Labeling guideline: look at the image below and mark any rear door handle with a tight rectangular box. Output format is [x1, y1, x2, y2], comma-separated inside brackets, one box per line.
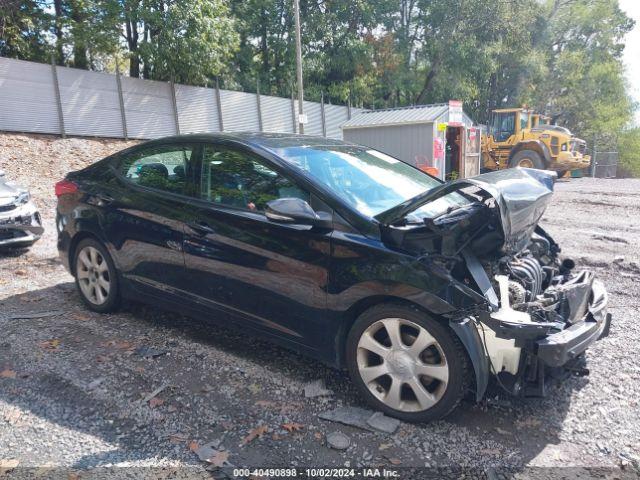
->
[187, 221, 215, 236]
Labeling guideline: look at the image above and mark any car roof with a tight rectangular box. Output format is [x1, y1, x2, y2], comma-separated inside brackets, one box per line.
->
[139, 132, 357, 151]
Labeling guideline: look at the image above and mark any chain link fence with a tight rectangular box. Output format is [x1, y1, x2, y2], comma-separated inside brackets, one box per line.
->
[590, 151, 618, 178]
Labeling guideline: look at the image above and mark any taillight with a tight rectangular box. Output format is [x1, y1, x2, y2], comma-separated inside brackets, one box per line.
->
[55, 179, 79, 197]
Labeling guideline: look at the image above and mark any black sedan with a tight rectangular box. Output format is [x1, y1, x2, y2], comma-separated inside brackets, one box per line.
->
[55, 133, 610, 422]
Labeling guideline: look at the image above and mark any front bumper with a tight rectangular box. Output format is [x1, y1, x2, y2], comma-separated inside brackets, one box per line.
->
[551, 152, 591, 171]
[0, 201, 44, 247]
[536, 279, 610, 367]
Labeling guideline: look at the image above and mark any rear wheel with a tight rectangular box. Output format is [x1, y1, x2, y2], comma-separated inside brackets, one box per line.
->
[509, 149, 544, 169]
[73, 238, 120, 313]
[346, 304, 470, 422]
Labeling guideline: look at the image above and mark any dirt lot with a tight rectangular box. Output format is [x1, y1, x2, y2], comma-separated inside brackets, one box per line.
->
[1, 133, 639, 477]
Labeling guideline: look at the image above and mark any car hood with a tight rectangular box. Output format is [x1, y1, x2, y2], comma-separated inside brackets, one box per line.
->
[375, 168, 556, 255]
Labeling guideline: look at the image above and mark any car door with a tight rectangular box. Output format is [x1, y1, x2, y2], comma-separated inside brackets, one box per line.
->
[98, 141, 199, 298]
[182, 143, 332, 349]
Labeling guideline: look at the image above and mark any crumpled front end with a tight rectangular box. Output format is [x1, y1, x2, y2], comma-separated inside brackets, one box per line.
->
[474, 230, 611, 396]
[0, 200, 44, 248]
[378, 167, 610, 399]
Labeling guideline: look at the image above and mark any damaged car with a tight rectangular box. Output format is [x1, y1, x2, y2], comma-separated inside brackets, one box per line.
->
[0, 169, 43, 249]
[55, 133, 610, 422]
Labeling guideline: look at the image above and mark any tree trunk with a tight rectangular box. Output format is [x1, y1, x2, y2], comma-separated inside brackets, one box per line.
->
[125, 12, 140, 78]
[260, 8, 269, 76]
[69, 0, 88, 69]
[53, 0, 64, 65]
[142, 24, 150, 79]
[415, 56, 440, 104]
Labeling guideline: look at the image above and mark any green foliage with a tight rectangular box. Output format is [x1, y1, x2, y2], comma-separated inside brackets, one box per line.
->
[0, 1, 52, 62]
[618, 128, 640, 176]
[138, 0, 239, 84]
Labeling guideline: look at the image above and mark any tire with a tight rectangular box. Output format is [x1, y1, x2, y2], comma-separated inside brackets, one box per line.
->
[73, 238, 120, 313]
[508, 149, 545, 169]
[346, 304, 470, 422]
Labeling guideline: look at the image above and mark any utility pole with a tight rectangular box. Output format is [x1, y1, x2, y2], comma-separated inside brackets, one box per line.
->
[293, 0, 305, 134]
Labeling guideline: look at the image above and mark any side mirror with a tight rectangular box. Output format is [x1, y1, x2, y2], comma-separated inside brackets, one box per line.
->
[265, 198, 332, 229]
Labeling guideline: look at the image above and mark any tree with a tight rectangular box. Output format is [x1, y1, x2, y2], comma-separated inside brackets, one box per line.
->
[139, 0, 239, 84]
[0, 0, 52, 62]
[528, 0, 634, 141]
[618, 128, 640, 177]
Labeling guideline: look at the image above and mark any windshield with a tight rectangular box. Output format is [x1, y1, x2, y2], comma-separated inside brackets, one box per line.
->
[275, 145, 469, 219]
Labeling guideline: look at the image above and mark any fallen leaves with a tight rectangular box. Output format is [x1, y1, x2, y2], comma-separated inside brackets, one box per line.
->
[104, 339, 136, 353]
[190, 441, 230, 467]
[241, 425, 268, 445]
[14, 269, 27, 276]
[388, 458, 402, 465]
[0, 369, 16, 379]
[207, 450, 229, 467]
[38, 339, 60, 351]
[282, 422, 304, 433]
[148, 397, 164, 408]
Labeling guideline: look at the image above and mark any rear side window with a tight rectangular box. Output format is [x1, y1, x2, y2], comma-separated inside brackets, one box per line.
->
[119, 144, 194, 195]
[200, 145, 308, 212]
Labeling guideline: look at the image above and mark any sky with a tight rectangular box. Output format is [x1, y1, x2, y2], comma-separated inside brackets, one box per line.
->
[619, 0, 640, 126]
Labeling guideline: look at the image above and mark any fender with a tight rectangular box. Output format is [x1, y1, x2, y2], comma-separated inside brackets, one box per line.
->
[508, 140, 552, 165]
[67, 207, 115, 272]
[449, 318, 489, 401]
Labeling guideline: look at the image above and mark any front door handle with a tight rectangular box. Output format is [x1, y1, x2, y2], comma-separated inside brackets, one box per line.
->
[187, 221, 215, 236]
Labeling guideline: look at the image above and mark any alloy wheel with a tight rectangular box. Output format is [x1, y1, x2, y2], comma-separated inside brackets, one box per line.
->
[356, 318, 449, 412]
[76, 246, 111, 305]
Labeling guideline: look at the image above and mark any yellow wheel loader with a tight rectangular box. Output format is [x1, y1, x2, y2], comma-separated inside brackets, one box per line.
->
[481, 108, 591, 177]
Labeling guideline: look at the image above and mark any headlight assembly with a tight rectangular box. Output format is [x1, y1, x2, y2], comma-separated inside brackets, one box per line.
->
[16, 191, 31, 205]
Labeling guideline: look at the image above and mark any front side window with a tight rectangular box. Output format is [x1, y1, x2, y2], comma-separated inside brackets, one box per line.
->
[119, 144, 193, 195]
[490, 113, 516, 142]
[520, 112, 530, 130]
[200, 145, 308, 212]
[275, 145, 469, 219]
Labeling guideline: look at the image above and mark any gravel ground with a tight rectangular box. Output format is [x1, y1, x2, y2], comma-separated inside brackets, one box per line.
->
[1, 133, 639, 477]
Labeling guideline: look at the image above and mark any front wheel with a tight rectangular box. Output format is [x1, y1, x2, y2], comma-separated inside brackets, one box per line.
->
[508, 149, 545, 169]
[73, 238, 120, 313]
[346, 304, 470, 422]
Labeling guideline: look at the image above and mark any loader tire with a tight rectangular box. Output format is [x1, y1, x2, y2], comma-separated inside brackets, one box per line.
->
[509, 150, 545, 169]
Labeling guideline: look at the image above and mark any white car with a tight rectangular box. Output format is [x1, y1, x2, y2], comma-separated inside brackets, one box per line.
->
[0, 169, 43, 249]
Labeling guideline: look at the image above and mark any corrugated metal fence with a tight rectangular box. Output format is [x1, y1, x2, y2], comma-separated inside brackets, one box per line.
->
[0, 57, 358, 140]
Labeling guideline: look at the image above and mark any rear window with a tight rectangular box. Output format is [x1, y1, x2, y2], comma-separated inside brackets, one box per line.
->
[118, 144, 194, 195]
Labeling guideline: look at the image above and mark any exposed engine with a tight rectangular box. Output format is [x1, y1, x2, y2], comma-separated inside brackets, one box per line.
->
[494, 229, 594, 329]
